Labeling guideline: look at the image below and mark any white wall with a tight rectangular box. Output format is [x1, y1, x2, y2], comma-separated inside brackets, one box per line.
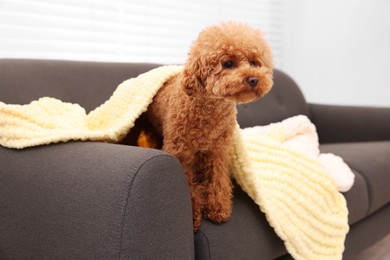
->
[282, 0, 390, 107]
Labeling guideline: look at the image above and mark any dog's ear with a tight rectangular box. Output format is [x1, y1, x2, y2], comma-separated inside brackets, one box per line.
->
[181, 56, 206, 96]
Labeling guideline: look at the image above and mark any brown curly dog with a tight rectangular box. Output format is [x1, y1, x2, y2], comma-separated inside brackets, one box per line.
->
[146, 21, 273, 231]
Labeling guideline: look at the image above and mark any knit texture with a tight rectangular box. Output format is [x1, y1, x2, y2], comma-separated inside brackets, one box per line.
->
[231, 125, 349, 260]
[0, 66, 349, 260]
[241, 115, 355, 192]
[0, 65, 182, 149]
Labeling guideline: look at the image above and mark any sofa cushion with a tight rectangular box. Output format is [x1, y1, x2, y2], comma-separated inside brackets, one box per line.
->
[320, 141, 390, 223]
[195, 185, 287, 260]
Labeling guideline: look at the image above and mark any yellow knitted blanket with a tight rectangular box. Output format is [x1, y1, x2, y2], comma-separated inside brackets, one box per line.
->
[231, 126, 349, 260]
[0, 65, 349, 260]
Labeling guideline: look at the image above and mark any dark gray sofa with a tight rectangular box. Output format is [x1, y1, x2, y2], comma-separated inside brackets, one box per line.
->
[1, 59, 389, 259]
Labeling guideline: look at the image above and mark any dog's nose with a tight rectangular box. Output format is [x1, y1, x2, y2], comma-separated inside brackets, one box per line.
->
[247, 77, 259, 88]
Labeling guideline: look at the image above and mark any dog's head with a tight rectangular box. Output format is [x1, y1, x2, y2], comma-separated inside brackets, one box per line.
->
[182, 21, 273, 103]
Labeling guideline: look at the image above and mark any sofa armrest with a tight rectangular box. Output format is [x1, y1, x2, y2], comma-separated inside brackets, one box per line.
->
[309, 103, 390, 143]
[0, 142, 194, 259]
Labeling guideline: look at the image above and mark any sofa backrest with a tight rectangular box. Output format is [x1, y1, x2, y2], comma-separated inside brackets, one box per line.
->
[237, 69, 309, 128]
[0, 59, 160, 112]
[1, 59, 309, 125]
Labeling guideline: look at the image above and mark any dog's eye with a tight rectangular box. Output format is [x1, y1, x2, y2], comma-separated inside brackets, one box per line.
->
[223, 61, 235, 69]
[250, 60, 261, 67]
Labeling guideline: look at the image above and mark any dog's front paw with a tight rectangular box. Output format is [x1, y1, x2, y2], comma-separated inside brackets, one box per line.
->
[193, 213, 202, 232]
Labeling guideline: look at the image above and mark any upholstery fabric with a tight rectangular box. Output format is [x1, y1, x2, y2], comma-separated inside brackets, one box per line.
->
[0, 59, 160, 112]
[0, 142, 194, 259]
[195, 185, 287, 260]
[321, 141, 390, 215]
[344, 204, 390, 258]
[310, 104, 390, 143]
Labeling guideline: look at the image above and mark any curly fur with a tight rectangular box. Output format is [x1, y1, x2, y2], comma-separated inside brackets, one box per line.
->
[146, 21, 273, 231]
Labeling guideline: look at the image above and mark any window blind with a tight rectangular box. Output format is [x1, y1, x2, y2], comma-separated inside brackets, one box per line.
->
[0, 0, 284, 66]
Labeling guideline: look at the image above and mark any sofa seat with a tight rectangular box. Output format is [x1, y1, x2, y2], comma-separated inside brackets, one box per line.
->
[195, 185, 288, 260]
[195, 141, 390, 260]
[320, 141, 390, 224]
